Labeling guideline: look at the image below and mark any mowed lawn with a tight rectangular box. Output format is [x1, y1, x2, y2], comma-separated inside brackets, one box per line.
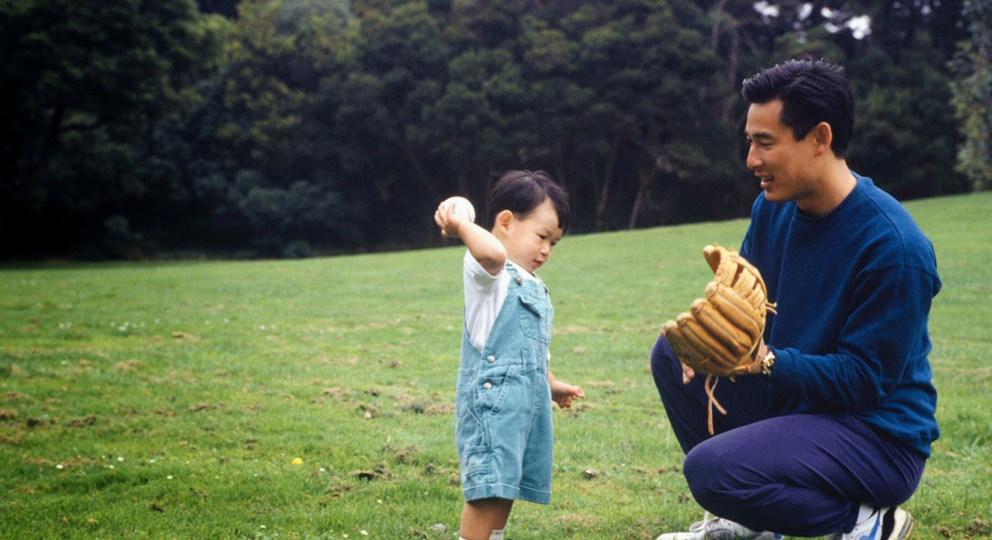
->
[1, 191, 990, 540]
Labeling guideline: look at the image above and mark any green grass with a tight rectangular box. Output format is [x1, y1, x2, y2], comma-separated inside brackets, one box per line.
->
[2, 191, 990, 540]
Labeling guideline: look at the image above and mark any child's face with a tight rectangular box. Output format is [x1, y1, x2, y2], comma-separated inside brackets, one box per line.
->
[502, 198, 563, 274]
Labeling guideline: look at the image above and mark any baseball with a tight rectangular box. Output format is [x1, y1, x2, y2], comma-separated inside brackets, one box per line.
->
[448, 196, 476, 223]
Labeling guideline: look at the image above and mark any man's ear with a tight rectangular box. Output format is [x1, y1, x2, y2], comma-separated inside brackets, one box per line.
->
[812, 121, 833, 155]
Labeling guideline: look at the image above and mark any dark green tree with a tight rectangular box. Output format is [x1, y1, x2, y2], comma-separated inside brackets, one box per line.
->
[0, 0, 973, 259]
[215, 0, 366, 255]
[950, 0, 992, 190]
[197, 0, 243, 17]
[702, 0, 970, 200]
[551, 0, 734, 230]
[0, 0, 227, 257]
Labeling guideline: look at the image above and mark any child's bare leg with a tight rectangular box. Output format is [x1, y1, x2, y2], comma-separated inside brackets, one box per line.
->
[459, 498, 514, 540]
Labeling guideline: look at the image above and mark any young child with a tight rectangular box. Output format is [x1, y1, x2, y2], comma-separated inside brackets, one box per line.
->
[434, 170, 585, 540]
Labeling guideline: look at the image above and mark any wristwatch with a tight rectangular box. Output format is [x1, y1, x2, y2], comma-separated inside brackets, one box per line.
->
[761, 349, 776, 376]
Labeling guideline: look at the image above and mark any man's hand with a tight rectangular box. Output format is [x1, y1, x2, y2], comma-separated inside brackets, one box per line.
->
[680, 362, 696, 384]
[662, 245, 776, 379]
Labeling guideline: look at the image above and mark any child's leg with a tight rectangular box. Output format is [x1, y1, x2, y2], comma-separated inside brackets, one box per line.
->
[459, 498, 514, 540]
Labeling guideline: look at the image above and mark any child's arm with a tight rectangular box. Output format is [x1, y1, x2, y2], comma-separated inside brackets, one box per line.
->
[548, 370, 585, 409]
[435, 197, 506, 275]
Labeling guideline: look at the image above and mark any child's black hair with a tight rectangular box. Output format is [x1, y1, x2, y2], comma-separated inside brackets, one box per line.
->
[487, 170, 570, 233]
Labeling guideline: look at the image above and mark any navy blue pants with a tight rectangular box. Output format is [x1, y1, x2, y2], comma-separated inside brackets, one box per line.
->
[650, 336, 926, 537]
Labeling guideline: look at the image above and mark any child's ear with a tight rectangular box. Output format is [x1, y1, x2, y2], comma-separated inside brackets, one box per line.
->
[495, 210, 514, 231]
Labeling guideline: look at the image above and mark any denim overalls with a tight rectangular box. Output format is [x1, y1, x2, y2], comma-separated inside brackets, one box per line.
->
[456, 264, 554, 504]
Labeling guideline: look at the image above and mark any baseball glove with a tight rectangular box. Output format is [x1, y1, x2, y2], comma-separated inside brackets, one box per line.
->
[661, 244, 776, 433]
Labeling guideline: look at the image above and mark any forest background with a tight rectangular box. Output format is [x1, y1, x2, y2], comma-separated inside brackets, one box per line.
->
[2, 0, 991, 261]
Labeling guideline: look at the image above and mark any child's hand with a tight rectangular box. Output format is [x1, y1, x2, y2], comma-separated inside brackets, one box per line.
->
[435, 196, 476, 238]
[550, 379, 585, 409]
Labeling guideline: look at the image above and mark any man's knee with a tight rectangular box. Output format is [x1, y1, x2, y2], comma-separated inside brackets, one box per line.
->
[683, 443, 713, 498]
[683, 439, 739, 509]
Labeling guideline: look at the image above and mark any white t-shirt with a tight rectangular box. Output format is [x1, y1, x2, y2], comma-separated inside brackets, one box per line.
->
[463, 250, 543, 352]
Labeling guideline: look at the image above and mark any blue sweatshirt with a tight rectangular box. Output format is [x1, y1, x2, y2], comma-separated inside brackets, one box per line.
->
[740, 173, 941, 457]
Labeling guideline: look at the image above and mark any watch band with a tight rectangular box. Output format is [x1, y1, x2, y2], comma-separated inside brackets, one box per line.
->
[761, 350, 776, 376]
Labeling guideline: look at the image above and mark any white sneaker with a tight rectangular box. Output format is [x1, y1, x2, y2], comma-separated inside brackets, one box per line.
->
[828, 507, 915, 540]
[656, 513, 781, 540]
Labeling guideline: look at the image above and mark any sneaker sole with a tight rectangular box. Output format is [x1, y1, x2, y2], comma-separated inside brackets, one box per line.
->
[887, 509, 914, 540]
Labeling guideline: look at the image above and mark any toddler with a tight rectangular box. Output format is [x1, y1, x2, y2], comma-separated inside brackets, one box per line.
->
[434, 170, 584, 540]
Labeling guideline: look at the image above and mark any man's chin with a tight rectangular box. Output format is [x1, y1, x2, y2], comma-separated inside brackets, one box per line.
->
[761, 188, 789, 203]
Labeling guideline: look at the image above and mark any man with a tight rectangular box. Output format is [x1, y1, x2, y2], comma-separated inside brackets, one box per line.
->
[651, 58, 940, 540]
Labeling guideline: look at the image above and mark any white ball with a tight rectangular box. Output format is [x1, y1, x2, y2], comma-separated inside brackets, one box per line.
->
[449, 196, 476, 223]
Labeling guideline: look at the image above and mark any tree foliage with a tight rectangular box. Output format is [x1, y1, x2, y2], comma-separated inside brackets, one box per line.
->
[0, 0, 980, 259]
[0, 0, 226, 257]
[950, 0, 992, 190]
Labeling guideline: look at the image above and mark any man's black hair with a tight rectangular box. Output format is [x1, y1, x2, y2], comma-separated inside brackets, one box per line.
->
[742, 57, 855, 157]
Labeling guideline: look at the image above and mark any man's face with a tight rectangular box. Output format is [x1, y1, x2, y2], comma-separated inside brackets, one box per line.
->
[744, 99, 818, 205]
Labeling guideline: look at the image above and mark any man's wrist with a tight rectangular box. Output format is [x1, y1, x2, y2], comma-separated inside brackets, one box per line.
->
[760, 348, 776, 376]
[749, 340, 766, 373]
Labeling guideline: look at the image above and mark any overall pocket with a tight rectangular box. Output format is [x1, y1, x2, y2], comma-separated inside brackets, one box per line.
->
[517, 293, 550, 344]
[474, 361, 513, 417]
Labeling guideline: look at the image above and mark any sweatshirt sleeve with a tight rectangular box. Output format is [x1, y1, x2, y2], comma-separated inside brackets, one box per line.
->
[768, 263, 938, 413]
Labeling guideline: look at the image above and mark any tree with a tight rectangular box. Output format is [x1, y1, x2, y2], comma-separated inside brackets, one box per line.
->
[950, 0, 992, 190]
[197, 0, 243, 18]
[839, 1, 971, 198]
[214, 0, 367, 255]
[848, 43, 971, 198]
[709, 0, 971, 200]
[0, 0, 973, 259]
[555, 0, 736, 230]
[0, 0, 226, 257]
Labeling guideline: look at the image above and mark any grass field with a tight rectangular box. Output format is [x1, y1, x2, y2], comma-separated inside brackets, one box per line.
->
[2, 191, 990, 540]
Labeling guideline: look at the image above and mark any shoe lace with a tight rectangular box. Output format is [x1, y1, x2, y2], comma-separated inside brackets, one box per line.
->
[684, 513, 770, 539]
[685, 512, 718, 533]
[689, 513, 744, 535]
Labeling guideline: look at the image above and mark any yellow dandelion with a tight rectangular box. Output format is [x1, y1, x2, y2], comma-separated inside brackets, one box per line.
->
[292, 458, 303, 466]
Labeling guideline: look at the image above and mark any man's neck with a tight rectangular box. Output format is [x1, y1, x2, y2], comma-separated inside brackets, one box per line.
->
[799, 159, 857, 217]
